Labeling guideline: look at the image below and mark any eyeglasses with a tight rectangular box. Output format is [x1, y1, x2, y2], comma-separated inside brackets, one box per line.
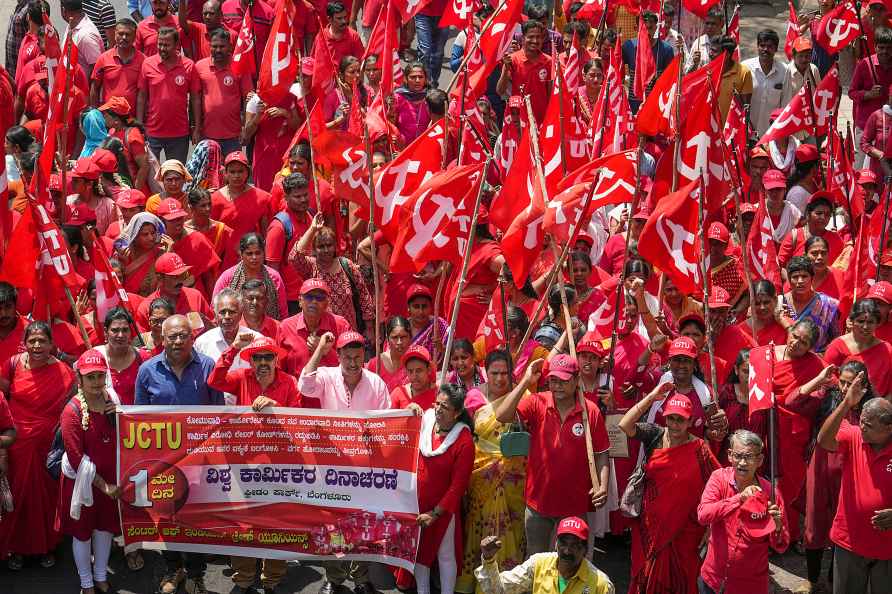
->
[251, 354, 276, 362]
[302, 292, 327, 302]
[164, 332, 191, 342]
[728, 452, 760, 463]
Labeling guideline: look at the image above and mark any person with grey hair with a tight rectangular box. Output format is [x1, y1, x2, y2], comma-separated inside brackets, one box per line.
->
[697, 429, 789, 593]
[818, 371, 892, 594]
[194, 288, 259, 404]
[134, 314, 222, 593]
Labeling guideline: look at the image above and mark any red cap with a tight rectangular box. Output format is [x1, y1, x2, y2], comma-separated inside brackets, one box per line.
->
[868, 281, 892, 304]
[662, 393, 693, 419]
[707, 222, 729, 243]
[740, 201, 759, 215]
[156, 198, 188, 220]
[76, 349, 108, 375]
[336, 330, 365, 349]
[795, 143, 819, 163]
[224, 150, 250, 167]
[807, 190, 835, 206]
[857, 169, 879, 185]
[406, 283, 433, 303]
[508, 95, 523, 109]
[762, 169, 787, 190]
[67, 203, 98, 226]
[239, 336, 285, 362]
[71, 157, 100, 180]
[677, 311, 706, 330]
[300, 278, 331, 296]
[749, 146, 770, 160]
[91, 148, 118, 173]
[98, 96, 132, 116]
[667, 336, 698, 359]
[546, 354, 579, 380]
[400, 345, 431, 366]
[556, 516, 588, 541]
[739, 489, 776, 537]
[577, 332, 607, 357]
[115, 187, 147, 209]
[155, 252, 191, 276]
[792, 37, 812, 53]
[576, 230, 595, 247]
[708, 285, 731, 309]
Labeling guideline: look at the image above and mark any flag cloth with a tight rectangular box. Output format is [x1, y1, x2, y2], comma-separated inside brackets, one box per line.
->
[747, 345, 775, 418]
[633, 16, 656, 99]
[230, 8, 256, 76]
[784, 0, 802, 59]
[814, 1, 861, 55]
[257, 0, 300, 105]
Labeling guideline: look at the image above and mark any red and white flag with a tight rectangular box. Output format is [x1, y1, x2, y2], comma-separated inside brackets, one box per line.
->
[728, 5, 740, 61]
[257, 0, 300, 104]
[440, 0, 482, 28]
[464, 0, 524, 100]
[633, 16, 656, 99]
[723, 95, 750, 191]
[557, 150, 638, 203]
[231, 8, 256, 76]
[746, 200, 783, 289]
[393, 0, 434, 23]
[564, 33, 582, 92]
[682, 0, 721, 19]
[637, 179, 704, 296]
[784, 0, 802, 59]
[635, 54, 680, 137]
[758, 65, 840, 145]
[364, 3, 403, 97]
[747, 345, 775, 418]
[92, 242, 134, 322]
[814, 1, 861, 55]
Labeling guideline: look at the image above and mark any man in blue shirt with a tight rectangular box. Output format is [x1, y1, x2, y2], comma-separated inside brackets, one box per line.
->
[621, 11, 675, 113]
[133, 314, 221, 594]
[135, 314, 223, 406]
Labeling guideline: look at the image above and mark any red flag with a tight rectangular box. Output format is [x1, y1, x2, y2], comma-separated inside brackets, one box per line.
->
[829, 129, 861, 218]
[501, 178, 547, 288]
[440, 0, 482, 28]
[491, 125, 535, 231]
[92, 242, 134, 322]
[564, 33, 582, 92]
[389, 163, 484, 271]
[758, 65, 840, 145]
[746, 200, 783, 289]
[574, 0, 606, 21]
[814, 1, 861, 55]
[747, 345, 775, 418]
[728, 5, 740, 61]
[364, 4, 403, 97]
[464, 0, 523, 100]
[723, 95, 750, 192]
[458, 105, 494, 166]
[586, 287, 619, 337]
[0, 66, 14, 253]
[392, 0, 434, 23]
[682, 0, 721, 19]
[257, 0, 300, 105]
[633, 16, 656, 99]
[543, 181, 629, 245]
[784, 0, 802, 59]
[310, 17, 337, 101]
[231, 8, 256, 76]
[557, 150, 638, 204]
[637, 179, 704, 296]
[476, 291, 507, 353]
[539, 62, 588, 192]
[635, 54, 680, 137]
[332, 143, 370, 204]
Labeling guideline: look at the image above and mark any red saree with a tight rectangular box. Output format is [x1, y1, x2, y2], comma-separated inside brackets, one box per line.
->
[122, 246, 162, 297]
[0, 357, 75, 557]
[629, 437, 720, 594]
[447, 242, 502, 342]
[823, 337, 892, 397]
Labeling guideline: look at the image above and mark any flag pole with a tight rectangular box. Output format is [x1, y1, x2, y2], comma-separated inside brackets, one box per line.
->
[876, 181, 892, 280]
[768, 340, 777, 502]
[430, 265, 447, 368]
[604, 134, 645, 383]
[697, 174, 720, 403]
[56, 33, 75, 221]
[297, 50, 322, 214]
[727, 136, 758, 341]
[438, 156, 493, 386]
[363, 120, 381, 361]
[498, 263, 515, 388]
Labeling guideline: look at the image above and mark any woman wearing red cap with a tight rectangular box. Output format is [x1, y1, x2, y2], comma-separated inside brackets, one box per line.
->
[369, 317, 412, 392]
[619, 386, 720, 594]
[389, 345, 437, 412]
[58, 349, 121, 594]
[0, 322, 76, 570]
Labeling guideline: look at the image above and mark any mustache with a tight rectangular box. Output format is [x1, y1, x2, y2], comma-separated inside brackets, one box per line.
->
[558, 553, 576, 562]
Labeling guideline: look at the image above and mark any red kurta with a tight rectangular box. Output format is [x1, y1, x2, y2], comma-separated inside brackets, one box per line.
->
[0, 357, 75, 557]
[822, 337, 892, 397]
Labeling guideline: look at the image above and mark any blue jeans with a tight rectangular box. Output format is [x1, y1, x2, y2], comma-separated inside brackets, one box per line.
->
[414, 14, 447, 85]
[146, 135, 189, 164]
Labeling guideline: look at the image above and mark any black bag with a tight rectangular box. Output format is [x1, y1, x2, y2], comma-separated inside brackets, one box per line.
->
[619, 426, 662, 518]
[46, 401, 79, 481]
[338, 257, 367, 335]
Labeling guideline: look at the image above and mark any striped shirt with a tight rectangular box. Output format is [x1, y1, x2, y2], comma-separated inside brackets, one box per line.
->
[4, 0, 29, 78]
[82, 0, 117, 48]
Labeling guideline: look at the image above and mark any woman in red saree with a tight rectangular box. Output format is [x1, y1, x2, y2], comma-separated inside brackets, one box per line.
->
[620, 386, 720, 594]
[0, 321, 76, 569]
[823, 299, 892, 398]
[446, 223, 505, 342]
[770, 319, 827, 545]
[724, 280, 788, 359]
[119, 212, 164, 297]
[368, 317, 411, 392]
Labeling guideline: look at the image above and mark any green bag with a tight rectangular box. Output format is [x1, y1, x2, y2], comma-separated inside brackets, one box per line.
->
[500, 413, 530, 457]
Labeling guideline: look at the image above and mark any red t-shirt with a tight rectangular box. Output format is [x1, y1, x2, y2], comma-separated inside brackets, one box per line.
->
[0, 316, 27, 365]
[276, 312, 350, 377]
[316, 27, 365, 67]
[221, 0, 275, 64]
[507, 50, 552, 124]
[91, 47, 146, 115]
[182, 21, 236, 61]
[210, 186, 272, 268]
[138, 54, 200, 138]
[14, 32, 41, 89]
[134, 287, 214, 332]
[208, 347, 302, 407]
[830, 421, 892, 560]
[265, 209, 312, 300]
[517, 391, 610, 517]
[194, 58, 251, 140]
[134, 14, 180, 57]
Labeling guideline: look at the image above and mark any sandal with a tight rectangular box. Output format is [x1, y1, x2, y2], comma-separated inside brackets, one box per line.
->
[126, 550, 144, 571]
[7, 553, 23, 570]
[40, 553, 56, 568]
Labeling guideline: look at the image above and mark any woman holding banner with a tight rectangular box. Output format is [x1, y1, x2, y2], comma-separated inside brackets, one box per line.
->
[413, 384, 475, 594]
[0, 322, 76, 570]
[58, 349, 121, 594]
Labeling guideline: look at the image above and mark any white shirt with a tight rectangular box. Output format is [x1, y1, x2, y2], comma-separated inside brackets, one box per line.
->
[65, 15, 103, 72]
[742, 56, 792, 137]
[298, 366, 390, 411]
[194, 326, 260, 405]
[783, 61, 821, 99]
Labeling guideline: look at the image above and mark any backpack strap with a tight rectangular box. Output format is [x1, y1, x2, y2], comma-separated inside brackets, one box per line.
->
[273, 211, 294, 243]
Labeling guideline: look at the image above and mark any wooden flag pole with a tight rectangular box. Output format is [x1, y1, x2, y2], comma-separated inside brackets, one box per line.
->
[297, 50, 322, 214]
[445, 0, 510, 95]
[697, 174, 719, 403]
[363, 120, 381, 362]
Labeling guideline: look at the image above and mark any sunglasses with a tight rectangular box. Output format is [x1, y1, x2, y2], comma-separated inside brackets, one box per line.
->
[302, 292, 328, 302]
[251, 354, 276, 362]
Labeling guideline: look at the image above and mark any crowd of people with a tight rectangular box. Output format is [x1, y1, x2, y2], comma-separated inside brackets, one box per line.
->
[2, 0, 892, 593]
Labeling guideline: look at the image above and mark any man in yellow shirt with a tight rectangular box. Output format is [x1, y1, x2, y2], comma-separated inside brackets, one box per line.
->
[475, 517, 614, 594]
[708, 35, 753, 124]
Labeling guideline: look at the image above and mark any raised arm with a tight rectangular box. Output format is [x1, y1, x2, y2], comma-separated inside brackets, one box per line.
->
[818, 371, 865, 452]
[494, 359, 542, 423]
[618, 382, 673, 438]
